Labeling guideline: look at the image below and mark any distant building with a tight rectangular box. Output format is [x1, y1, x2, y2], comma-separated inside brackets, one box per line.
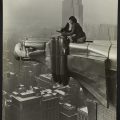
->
[62, 0, 83, 27]
[11, 89, 59, 120]
[6, 72, 17, 93]
[36, 74, 53, 89]
[41, 95, 59, 120]
[77, 107, 88, 120]
[59, 103, 77, 120]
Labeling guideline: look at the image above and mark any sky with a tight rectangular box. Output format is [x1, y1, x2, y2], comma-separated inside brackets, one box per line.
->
[83, 0, 118, 24]
[3, 0, 118, 31]
[3, 0, 62, 30]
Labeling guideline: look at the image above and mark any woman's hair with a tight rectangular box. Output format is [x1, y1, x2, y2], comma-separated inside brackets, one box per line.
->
[69, 16, 77, 23]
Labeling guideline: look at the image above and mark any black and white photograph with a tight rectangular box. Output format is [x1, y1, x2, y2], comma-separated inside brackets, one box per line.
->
[2, 0, 118, 120]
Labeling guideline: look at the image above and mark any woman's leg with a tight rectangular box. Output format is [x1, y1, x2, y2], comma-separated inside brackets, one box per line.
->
[77, 36, 86, 43]
[70, 35, 86, 43]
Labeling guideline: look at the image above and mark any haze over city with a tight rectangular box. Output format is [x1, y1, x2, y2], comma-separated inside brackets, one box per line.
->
[3, 0, 117, 32]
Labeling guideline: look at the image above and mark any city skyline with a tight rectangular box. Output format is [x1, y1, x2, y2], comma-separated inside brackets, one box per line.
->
[3, 0, 118, 32]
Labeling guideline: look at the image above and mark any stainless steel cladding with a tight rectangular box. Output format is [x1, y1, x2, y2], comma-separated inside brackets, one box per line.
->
[50, 37, 57, 82]
[69, 40, 117, 71]
[59, 37, 69, 85]
[55, 37, 61, 82]
[46, 38, 117, 107]
[14, 38, 46, 61]
[68, 40, 117, 107]
[50, 36, 70, 85]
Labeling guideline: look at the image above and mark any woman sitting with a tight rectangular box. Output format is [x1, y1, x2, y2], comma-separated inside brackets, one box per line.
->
[60, 16, 86, 43]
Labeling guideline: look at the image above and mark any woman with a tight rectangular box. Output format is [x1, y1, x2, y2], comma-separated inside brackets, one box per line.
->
[61, 16, 86, 43]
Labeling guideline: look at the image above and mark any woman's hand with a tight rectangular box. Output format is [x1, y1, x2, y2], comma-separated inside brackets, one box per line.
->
[61, 32, 66, 36]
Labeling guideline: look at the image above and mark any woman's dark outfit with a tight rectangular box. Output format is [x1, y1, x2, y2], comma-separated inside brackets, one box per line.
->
[61, 22, 86, 43]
